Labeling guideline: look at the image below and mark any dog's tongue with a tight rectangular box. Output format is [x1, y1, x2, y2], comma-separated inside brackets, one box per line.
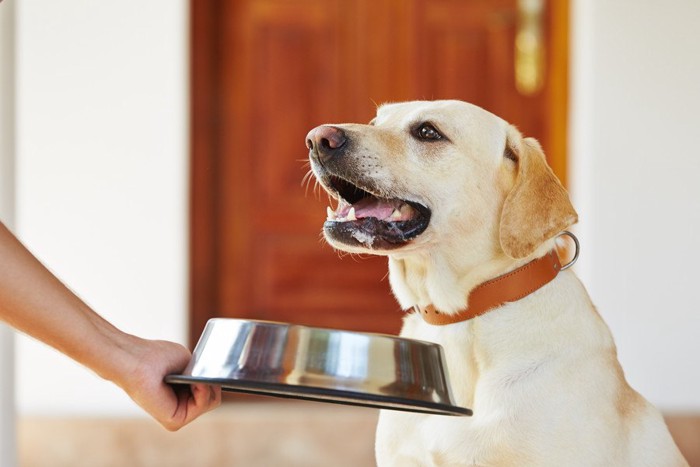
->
[335, 197, 415, 221]
[352, 197, 399, 219]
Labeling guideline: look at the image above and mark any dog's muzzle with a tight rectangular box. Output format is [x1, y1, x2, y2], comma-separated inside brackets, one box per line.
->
[306, 125, 431, 251]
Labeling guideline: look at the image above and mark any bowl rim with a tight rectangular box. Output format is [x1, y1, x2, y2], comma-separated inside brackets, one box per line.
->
[168, 318, 473, 417]
[201, 317, 443, 347]
[165, 374, 472, 416]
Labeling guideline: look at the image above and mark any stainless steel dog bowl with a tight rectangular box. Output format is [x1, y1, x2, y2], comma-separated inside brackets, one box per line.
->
[166, 318, 471, 416]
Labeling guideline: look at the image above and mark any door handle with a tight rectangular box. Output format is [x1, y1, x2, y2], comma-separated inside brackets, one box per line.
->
[515, 0, 545, 96]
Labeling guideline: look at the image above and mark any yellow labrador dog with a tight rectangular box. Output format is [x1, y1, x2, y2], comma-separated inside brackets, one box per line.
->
[306, 100, 687, 467]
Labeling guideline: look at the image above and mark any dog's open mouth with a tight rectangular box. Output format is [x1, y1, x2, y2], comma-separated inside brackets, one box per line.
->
[321, 175, 431, 250]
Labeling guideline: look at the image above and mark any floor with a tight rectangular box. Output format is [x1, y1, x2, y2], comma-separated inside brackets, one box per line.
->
[18, 401, 378, 467]
[18, 402, 700, 466]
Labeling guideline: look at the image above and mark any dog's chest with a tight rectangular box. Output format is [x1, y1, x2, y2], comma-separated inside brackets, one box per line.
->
[379, 318, 498, 463]
[380, 311, 555, 465]
[376, 408, 523, 466]
[399, 314, 479, 405]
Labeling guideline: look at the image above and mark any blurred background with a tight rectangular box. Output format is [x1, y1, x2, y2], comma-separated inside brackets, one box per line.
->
[1, 0, 699, 466]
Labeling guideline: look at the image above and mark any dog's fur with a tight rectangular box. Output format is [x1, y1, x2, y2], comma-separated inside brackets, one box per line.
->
[308, 100, 687, 466]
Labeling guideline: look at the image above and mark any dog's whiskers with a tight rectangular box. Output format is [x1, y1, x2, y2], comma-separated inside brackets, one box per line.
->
[301, 169, 315, 197]
[300, 167, 329, 201]
[314, 179, 324, 198]
[380, 270, 390, 282]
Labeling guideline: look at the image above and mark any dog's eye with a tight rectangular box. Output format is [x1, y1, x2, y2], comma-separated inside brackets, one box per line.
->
[415, 123, 443, 141]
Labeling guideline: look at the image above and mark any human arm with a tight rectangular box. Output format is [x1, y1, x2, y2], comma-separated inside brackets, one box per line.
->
[0, 222, 220, 430]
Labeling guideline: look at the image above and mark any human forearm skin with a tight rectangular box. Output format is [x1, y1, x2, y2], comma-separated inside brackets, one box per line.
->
[0, 222, 127, 381]
[0, 222, 221, 430]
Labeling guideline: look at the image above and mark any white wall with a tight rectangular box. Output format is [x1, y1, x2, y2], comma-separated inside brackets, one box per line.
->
[571, 0, 700, 411]
[14, 0, 188, 416]
[1, 1, 18, 464]
[9, 0, 700, 420]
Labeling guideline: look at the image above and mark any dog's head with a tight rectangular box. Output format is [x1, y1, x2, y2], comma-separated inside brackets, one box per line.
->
[306, 100, 577, 260]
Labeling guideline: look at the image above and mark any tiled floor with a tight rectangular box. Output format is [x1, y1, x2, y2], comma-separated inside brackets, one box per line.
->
[18, 403, 699, 466]
[18, 401, 378, 467]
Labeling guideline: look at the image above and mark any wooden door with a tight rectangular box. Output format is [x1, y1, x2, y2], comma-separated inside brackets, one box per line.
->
[190, 0, 569, 345]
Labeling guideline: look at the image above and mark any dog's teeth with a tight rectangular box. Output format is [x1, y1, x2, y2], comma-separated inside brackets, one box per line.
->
[390, 209, 402, 220]
[347, 207, 357, 221]
[327, 206, 336, 220]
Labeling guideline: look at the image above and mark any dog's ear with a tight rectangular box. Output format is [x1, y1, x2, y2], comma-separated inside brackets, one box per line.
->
[499, 133, 578, 259]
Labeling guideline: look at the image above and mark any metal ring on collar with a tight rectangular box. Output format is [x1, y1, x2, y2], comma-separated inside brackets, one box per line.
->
[557, 231, 580, 270]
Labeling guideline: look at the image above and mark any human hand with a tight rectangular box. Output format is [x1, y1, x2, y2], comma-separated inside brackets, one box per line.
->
[0, 222, 221, 430]
[113, 337, 222, 431]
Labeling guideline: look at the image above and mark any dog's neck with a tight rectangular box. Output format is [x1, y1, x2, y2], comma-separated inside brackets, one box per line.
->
[388, 240, 556, 314]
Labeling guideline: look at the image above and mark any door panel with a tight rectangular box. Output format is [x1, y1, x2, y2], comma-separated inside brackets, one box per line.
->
[190, 0, 568, 344]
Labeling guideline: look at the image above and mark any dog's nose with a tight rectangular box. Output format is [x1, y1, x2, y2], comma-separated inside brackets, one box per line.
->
[306, 125, 347, 162]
